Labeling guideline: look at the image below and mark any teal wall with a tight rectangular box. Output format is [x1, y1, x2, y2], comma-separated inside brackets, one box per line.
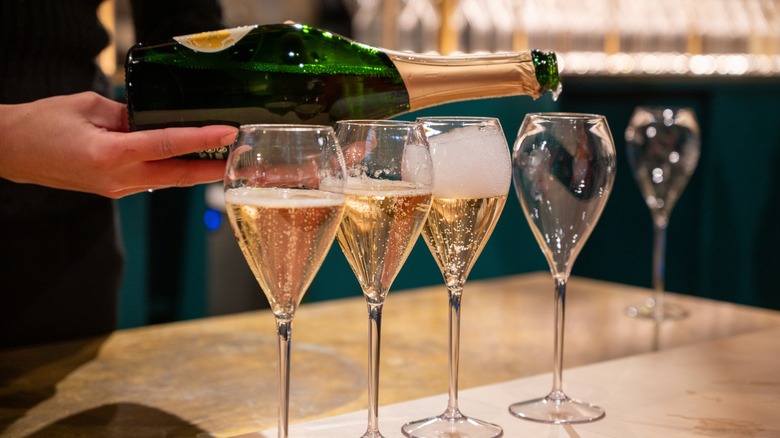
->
[117, 78, 780, 328]
[117, 186, 211, 328]
[556, 77, 780, 310]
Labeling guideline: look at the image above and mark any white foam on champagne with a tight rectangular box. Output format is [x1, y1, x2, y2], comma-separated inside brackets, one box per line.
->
[341, 176, 431, 196]
[224, 187, 345, 207]
[428, 126, 511, 198]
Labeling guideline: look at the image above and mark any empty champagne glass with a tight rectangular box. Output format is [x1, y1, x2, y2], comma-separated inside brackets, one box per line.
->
[509, 113, 616, 423]
[402, 117, 509, 438]
[223, 125, 346, 438]
[625, 106, 700, 321]
[333, 120, 433, 438]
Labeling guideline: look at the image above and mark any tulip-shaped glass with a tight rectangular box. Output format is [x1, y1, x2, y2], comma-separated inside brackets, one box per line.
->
[224, 124, 346, 438]
[509, 113, 616, 423]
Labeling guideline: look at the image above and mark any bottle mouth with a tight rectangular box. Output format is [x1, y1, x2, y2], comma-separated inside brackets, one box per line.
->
[531, 49, 561, 96]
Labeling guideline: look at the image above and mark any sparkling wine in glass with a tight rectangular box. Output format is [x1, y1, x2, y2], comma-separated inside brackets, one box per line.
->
[223, 125, 346, 438]
[509, 113, 616, 423]
[625, 106, 700, 321]
[333, 120, 433, 438]
[401, 117, 509, 438]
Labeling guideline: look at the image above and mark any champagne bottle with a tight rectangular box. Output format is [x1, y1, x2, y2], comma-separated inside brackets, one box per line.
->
[125, 23, 560, 159]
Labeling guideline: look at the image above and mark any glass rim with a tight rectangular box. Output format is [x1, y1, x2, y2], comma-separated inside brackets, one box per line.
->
[416, 116, 500, 125]
[634, 103, 691, 109]
[335, 119, 420, 127]
[238, 123, 334, 132]
[525, 112, 606, 121]
[632, 105, 695, 111]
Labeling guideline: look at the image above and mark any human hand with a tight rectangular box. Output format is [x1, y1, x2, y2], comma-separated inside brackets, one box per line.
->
[0, 92, 238, 198]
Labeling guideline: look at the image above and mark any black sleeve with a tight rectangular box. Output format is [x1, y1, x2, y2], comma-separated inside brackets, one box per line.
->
[129, 0, 224, 43]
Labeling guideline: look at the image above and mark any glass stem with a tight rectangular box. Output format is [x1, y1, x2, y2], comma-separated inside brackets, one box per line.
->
[446, 286, 464, 417]
[275, 317, 293, 438]
[550, 276, 567, 401]
[365, 302, 384, 436]
[651, 223, 668, 319]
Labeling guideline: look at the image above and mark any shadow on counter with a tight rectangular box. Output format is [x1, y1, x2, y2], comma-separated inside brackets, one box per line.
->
[22, 402, 205, 437]
[0, 336, 108, 435]
[0, 336, 206, 436]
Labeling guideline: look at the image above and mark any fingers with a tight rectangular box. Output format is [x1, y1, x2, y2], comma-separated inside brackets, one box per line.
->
[95, 124, 236, 197]
[113, 125, 238, 162]
[104, 158, 226, 197]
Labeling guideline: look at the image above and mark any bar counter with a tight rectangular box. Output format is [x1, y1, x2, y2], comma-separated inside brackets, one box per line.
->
[2, 272, 779, 437]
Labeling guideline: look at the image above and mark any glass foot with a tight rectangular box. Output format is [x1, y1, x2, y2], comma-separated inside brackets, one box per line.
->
[402, 410, 503, 438]
[626, 299, 688, 321]
[508, 392, 605, 424]
[360, 430, 386, 438]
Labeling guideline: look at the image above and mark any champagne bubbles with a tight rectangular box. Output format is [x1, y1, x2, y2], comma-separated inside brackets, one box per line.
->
[427, 124, 511, 198]
[401, 142, 435, 186]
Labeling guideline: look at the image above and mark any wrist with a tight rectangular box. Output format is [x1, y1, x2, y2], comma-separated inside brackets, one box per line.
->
[0, 102, 35, 183]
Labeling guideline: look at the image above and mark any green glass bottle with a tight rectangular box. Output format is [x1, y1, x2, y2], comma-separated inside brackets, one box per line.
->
[125, 23, 560, 158]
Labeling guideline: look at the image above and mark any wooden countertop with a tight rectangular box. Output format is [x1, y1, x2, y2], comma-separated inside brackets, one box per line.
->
[2, 272, 779, 437]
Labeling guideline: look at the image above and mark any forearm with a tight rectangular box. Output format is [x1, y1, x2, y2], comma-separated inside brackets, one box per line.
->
[0, 101, 38, 184]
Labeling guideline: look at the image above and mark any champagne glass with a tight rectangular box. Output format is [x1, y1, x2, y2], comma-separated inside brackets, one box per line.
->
[509, 113, 616, 423]
[223, 125, 346, 438]
[625, 106, 701, 321]
[401, 117, 509, 438]
[334, 120, 434, 438]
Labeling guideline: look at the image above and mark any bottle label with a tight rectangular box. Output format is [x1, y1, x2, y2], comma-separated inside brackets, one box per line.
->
[173, 25, 256, 53]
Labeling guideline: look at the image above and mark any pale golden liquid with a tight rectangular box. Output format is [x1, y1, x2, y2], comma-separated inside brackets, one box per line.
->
[225, 188, 345, 318]
[422, 195, 507, 288]
[335, 182, 432, 303]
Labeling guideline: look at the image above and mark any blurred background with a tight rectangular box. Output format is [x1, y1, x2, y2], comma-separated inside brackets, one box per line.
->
[98, 0, 780, 328]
